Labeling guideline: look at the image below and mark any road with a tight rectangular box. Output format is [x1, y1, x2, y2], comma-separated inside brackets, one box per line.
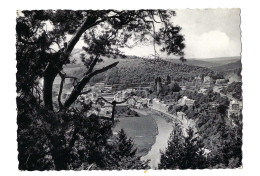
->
[150, 107, 197, 134]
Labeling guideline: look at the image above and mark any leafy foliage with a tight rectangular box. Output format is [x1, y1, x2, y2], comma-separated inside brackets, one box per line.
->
[110, 129, 150, 170]
[17, 94, 112, 170]
[17, 10, 187, 170]
[159, 124, 208, 169]
[17, 95, 150, 170]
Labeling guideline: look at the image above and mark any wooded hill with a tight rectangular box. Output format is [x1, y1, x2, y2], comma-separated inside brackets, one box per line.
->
[210, 60, 242, 75]
[69, 57, 216, 85]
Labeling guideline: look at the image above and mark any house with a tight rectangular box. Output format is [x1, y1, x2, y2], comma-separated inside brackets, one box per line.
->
[147, 98, 152, 107]
[126, 88, 136, 93]
[177, 111, 186, 120]
[160, 102, 171, 112]
[103, 85, 112, 93]
[204, 76, 213, 87]
[94, 82, 105, 92]
[198, 88, 208, 95]
[188, 86, 196, 90]
[180, 86, 186, 90]
[195, 76, 202, 84]
[135, 103, 144, 109]
[152, 98, 171, 112]
[132, 98, 151, 109]
[99, 107, 112, 117]
[185, 82, 195, 87]
[102, 93, 114, 102]
[228, 100, 241, 118]
[89, 92, 100, 101]
[231, 100, 240, 110]
[127, 97, 137, 107]
[115, 103, 129, 111]
[178, 96, 195, 107]
[114, 91, 125, 102]
[152, 98, 161, 109]
[216, 79, 227, 85]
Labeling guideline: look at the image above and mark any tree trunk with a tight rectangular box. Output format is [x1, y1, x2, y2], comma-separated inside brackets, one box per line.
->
[111, 103, 116, 122]
[64, 61, 119, 108]
[52, 150, 69, 170]
[64, 74, 91, 108]
[42, 16, 99, 110]
[43, 63, 59, 110]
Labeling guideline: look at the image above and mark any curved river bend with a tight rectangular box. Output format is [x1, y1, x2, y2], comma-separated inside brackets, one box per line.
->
[140, 110, 173, 169]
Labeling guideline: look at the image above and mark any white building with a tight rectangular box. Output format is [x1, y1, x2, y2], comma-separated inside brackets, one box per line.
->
[178, 96, 195, 107]
[204, 76, 213, 86]
[177, 111, 186, 120]
[94, 83, 105, 92]
[228, 100, 241, 118]
[152, 98, 171, 112]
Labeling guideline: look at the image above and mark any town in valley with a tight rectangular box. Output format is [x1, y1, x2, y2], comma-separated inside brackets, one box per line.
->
[17, 9, 242, 170]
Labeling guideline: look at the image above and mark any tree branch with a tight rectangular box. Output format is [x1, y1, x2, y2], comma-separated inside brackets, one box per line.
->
[89, 61, 119, 78]
[65, 16, 98, 55]
[158, 11, 167, 33]
[64, 61, 119, 108]
[149, 11, 161, 23]
[57, 70, 79, 110]
[136, 14, 159, 57]
[115, 96, 132, 104]
[58, 73, 65, 109]
[65, 14, 122, 56]
[96, 97, 113, 105]
[80, 89, 92, 95]
[84, 55, 100, 76]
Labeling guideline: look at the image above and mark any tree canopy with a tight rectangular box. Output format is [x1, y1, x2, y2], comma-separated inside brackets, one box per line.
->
[16, 10, 185, 170]
[16, 10, 185, 110]
[159, 124, 208, 169]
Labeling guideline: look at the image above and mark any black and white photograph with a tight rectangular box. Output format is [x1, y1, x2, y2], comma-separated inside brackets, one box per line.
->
[15, 9, 244, 171]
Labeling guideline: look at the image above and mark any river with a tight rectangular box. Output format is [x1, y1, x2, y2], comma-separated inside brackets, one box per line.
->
[140, 110, 174, 169]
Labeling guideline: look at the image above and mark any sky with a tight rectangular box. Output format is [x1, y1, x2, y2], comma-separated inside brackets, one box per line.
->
[60, 9, 241, 59]
[121, 9, 241, 59]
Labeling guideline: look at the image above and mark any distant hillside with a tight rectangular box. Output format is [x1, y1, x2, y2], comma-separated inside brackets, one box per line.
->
[166, 56, 241, 68]
[165, 59, 221, 68]
[210, 60, 242, 73]
[199, 56, 241, 66]
[69, 57, 216, 85]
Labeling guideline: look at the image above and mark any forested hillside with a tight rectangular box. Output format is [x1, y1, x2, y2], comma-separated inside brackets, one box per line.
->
[165, 58, 221, 68]
[211, 60, 242, 74]
[71, 58, 215, 85]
